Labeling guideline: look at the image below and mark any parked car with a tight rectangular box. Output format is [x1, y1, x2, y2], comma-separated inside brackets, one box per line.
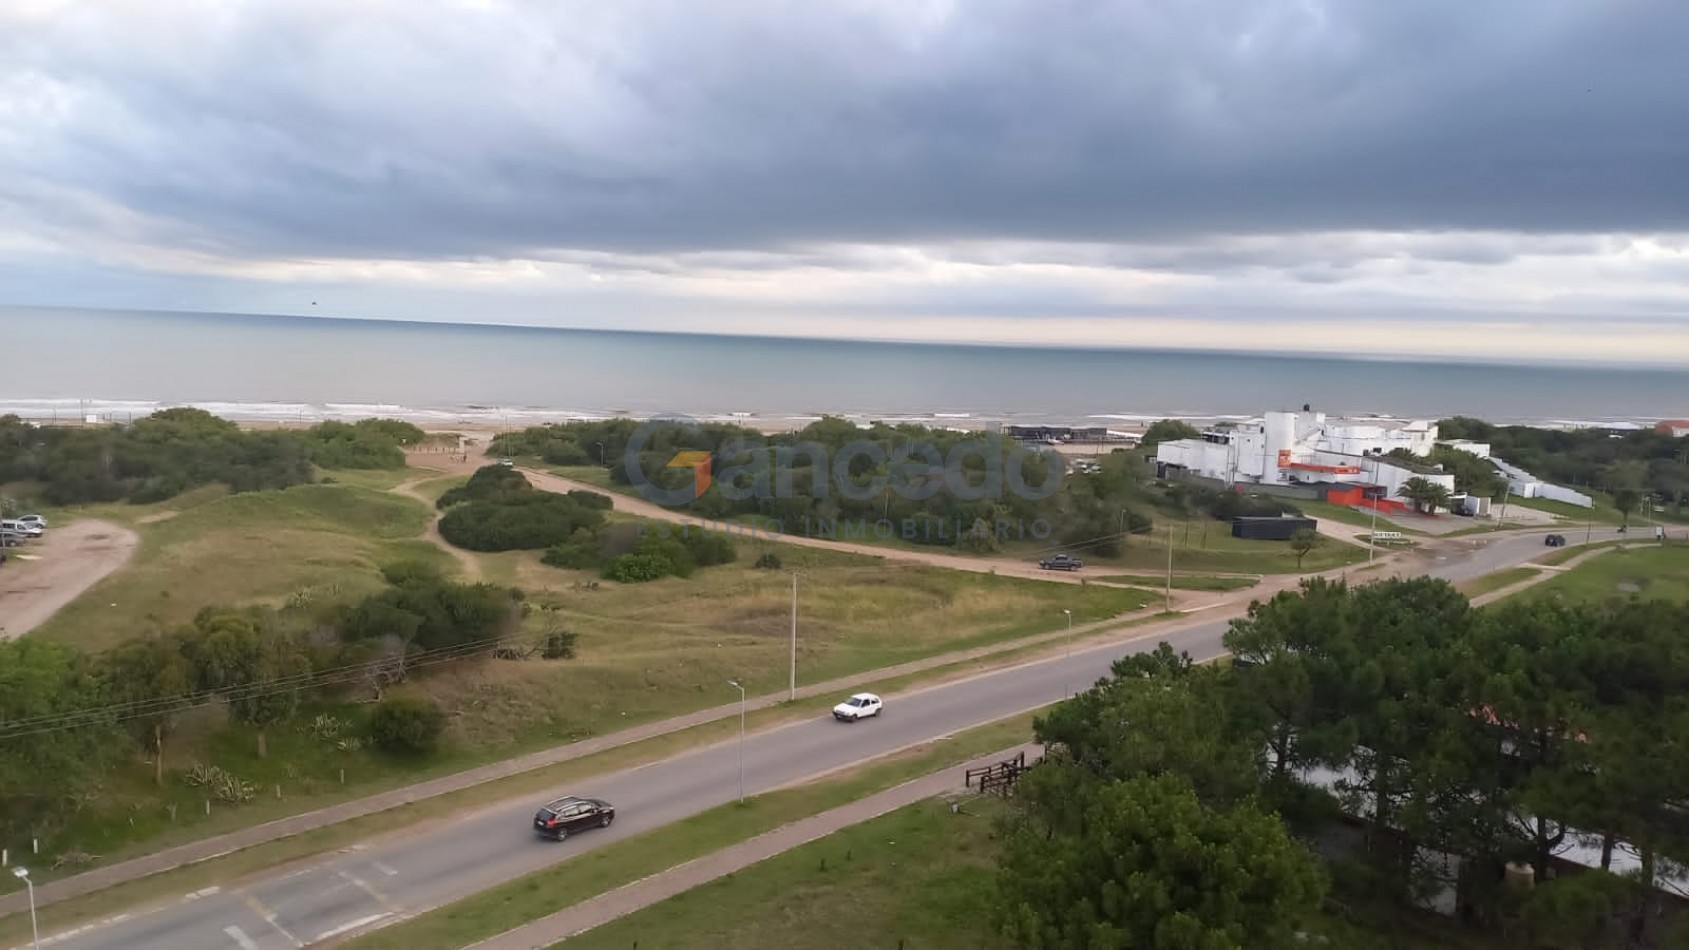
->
[832, 692, 883, 722]
[532, 795, 616, 840]
[0, 520, 43, 537]
[15, 514, 46, 528]
[1038, 553, 1083, 571]
[1, 531, 31, 547]
[1544, 534, 1567, 547]
[498, 457, 515, 467]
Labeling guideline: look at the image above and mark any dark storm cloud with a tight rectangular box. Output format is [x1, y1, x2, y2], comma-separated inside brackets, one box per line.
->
[3, 0, 1688, 262]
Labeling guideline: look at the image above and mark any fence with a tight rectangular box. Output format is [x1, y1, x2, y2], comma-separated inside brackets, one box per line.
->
[965, 751, 1034, 798]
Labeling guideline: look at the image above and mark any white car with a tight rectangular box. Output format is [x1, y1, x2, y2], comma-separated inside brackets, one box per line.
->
[0, 520, 42, 537]
[17, 515, 45, 528]
[832, 692, 883, 722]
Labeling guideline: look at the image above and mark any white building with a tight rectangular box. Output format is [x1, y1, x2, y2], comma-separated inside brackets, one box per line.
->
[1437, 439, 1492, 460]
[1489, 458, 1594, 508]
[1155, 408, 1456, 506]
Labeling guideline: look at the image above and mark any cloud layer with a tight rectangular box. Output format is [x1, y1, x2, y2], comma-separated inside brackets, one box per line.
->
[2, 0, 1687, 361]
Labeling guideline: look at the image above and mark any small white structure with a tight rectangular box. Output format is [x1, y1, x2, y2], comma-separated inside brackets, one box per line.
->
[1490, 459, 1594, 508]
[1438, 439, 1492, 460]
[1155, 408, 1455, 504]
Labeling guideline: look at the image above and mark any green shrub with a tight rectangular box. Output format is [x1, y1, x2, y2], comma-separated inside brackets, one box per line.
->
[603, 553, 672, 583]
[437, 465, 534, 509]
[437, 493, 607, 551]
[367, 698, 448, 756]
[541, 538, 605, 570]
[754, 552, 783, 570]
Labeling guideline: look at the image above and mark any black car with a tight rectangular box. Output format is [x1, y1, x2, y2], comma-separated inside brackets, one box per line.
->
[1039, 553, 1083, 571]
[533, 795, 616, 840]
[1544, 534, 1567, 547]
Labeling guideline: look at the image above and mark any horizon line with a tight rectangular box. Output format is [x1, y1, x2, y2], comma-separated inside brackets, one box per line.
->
[8, 301, 1689, 373]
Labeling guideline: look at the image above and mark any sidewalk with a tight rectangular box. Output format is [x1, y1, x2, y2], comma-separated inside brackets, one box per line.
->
[0, 544, 1406, 919]
[461, 743, 1042, 950]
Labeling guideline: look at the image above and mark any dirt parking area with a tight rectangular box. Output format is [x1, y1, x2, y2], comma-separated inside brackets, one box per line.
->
[0, 519, 139, 639]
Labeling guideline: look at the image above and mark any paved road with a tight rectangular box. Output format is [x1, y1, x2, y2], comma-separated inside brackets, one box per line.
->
[27, 528, 1621, 950]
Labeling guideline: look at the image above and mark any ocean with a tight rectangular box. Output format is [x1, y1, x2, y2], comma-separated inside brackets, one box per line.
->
[2, 305, 1684, 430]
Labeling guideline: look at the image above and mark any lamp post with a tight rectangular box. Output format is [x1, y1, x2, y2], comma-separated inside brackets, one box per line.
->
[1164, 521, 1174, 611]
[1062, 609, 1074, 697]
[1368, 495, 1379, 565]
[789, 572, 799, 702]
[726, 679, 746, 803]
[12, 866, 39, 950]
[594, 441, 605, 466]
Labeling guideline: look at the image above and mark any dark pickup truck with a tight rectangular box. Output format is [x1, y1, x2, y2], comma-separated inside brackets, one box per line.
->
[1039, 553, 1083, 571]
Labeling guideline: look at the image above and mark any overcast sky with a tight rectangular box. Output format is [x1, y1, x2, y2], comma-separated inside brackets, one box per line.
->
[3, 0, 1688, 363]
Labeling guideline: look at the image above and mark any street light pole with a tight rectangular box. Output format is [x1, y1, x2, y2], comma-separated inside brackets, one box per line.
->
[789, 572, 798, 702]
[1164, 522, 1174, 612]
[726, 680, 746, 803]
[1368, 496, 1378, 565]
[1062, 609, 1073, 697]
[12, 866, 38, 950]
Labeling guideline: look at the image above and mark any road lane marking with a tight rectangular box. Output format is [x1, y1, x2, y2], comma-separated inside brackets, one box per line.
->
[338, 868, 405, 916]
[32, 914, 134, 947]
[372, 860, 399, 877]
[223, 925, 261, 950]
[240, 893, 303, 948]
[313, 912, 393, 943]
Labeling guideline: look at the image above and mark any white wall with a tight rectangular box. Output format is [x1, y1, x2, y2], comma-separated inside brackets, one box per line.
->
[1538, 484, 1594, 507]
[1439, 440, 1492, 459]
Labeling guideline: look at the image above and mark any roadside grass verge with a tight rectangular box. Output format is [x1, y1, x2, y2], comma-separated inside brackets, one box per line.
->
[1458, 566, 1542, 599]
[1527, 545, 1689, 604]
[557, 789, 1486, 950]
[340, 714, 1039, 950]
[1090, 573, 1259, 591]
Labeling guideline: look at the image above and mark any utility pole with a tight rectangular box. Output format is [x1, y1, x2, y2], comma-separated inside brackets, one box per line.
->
[727, 680, 746, 803]
[789, 572, 798, 702]
[1368, 496, 1378, 565]
[1063, 609, 1073, 698]
[1164, 522, 1174, 612]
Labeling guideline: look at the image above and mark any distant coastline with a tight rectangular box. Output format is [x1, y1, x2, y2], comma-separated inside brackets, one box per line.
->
[0, 395, 1664, 435]
[2, 305, 1685, 428]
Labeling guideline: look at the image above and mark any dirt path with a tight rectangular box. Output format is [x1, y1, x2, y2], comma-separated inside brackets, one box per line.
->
[407, 452, 1415, 598]
[0, 519, 140, 639]
[390, 470, 484, 580]
[521, 467, 1135, 587]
